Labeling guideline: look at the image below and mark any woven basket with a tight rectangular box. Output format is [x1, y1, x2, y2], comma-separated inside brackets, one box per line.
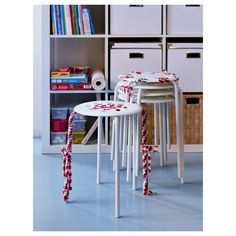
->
[170, 93, 203, 144]
[109, 93, 203, 145]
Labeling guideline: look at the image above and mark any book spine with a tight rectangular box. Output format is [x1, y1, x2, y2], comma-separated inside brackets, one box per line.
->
[64, 5, 72, 35]
[87, 9, 94, 34]
[59, 5, 66, 35]
[80, 6, 85, 34]
[50, 78, 88, 84]
[82, 9, 88, 34]
[50, 5, 55, 34]
[73, 5, 78, 35]
[69, 5, 75, 35]
[83, 9, 91, 35]
[74, 5, 80, 34]
[50, 83, 92, 90]
[77, 5, 83, 35]
[55, 5, 61, 35]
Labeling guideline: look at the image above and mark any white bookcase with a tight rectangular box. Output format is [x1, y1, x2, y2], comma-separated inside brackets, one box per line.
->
[41, 5, 203, 154]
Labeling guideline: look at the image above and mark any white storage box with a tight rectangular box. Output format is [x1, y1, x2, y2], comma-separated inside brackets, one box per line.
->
[110, 5, 162, 35]
[110, 42, 162, 89]
[167, 43, 203, 92]
[167, 5, 203, 35]
[51, 107, 68, 119]
[50, 132, 67, 145]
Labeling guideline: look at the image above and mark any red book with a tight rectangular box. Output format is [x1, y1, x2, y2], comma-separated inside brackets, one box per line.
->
[50, 83, 92, 90]
[69, 5, 75, 35]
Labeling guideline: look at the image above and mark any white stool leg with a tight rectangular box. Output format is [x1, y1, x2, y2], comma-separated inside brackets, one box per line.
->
[114, 116, 120, 218]
[166, 103, 171, 150]
[132, 114, 137, 190]
[122, 115, 128, 167]
[179, 90, 185, 183]
[154, 103, 158, 146]
[159, 103, 164, 167]
[119, 116, 124, 152]
[174, 83, 181, 179]
[111, 118, 115, 161]
[126, 115, 132, 182]
[97, 116, 102, 184]
[163, 103, 167, 166]
[135, 113, 140, 177]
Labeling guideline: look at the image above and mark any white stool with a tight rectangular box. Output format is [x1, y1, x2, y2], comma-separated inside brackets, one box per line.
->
[74, 101, 141, 218]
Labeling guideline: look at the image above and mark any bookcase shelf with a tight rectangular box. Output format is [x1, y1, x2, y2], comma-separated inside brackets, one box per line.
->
[41, 4, 203, 154]
[50, 34, 106, 38]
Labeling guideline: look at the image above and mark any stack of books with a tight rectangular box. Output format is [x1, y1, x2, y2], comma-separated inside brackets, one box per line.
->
[50, 66, 92, 91]
[50, 5, 95, 35]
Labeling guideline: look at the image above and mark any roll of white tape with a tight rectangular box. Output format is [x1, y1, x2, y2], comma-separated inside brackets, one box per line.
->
[91, 69, 106, 91]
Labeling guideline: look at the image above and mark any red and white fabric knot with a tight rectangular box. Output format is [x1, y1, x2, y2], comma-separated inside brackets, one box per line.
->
[61, 110, 76, 202]
[141, 109, 159, 195]
[118, 85, 133, 100]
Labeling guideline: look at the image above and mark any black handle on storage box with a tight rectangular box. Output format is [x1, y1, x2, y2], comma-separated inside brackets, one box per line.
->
[185, 4, 201, 7]
[186, 52, 201, 59]
[186, 98, 199, 104]
[129, 5, 144, 7]
[129, 52, 144, 59]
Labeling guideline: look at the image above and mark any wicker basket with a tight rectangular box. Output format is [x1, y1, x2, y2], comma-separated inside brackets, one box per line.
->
[170, 93, 203, 144]
[109, 93, 203, 145]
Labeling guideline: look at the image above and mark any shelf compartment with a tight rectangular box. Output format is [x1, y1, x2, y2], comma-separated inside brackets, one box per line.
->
[50, 5, 105, 35]
[50, 38, 105, 71]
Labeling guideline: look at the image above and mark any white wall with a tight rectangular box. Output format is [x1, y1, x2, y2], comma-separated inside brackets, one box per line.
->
[33, 5, 42, 137]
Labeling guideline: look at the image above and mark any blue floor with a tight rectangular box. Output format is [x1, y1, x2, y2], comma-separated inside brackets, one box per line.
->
[33, 138, 203, 231]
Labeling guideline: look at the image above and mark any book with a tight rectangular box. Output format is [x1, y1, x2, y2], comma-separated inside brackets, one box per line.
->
[82, 8, 91, 35]
[50, 78, 88, 84]
[50, 73, 88, 83]
[77, 5, 83, 34]
[64, 5, 72, 35]
[70, 66, 90, 74]
[87, 9, 94, 34]
[55, 5, 61, 35]
[50, 83, 92, 91]
[50, 5, 55, 34]
[60, 5, 66, 35]
[73, 5, 79, 34]
[51, 71, 70, 77]
[69, 5, 75, 35]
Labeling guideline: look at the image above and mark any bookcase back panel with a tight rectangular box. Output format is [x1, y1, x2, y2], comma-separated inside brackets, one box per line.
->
[88, 5, 105, 34]
[50, 38, 104, 71]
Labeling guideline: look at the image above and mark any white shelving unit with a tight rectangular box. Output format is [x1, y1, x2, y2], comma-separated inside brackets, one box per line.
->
[41, 5, 203, 154]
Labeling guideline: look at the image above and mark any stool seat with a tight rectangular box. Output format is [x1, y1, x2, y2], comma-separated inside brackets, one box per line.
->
[74, 101, 141, 117]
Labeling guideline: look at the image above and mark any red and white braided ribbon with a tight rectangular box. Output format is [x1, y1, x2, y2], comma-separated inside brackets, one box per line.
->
[61, 111, 76, 202]
[141, 109, 159, 195]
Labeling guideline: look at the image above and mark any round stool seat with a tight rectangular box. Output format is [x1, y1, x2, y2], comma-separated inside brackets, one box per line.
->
[74, 101, 141, 117]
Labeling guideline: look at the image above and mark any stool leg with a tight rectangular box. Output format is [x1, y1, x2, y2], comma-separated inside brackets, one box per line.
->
[122, 116, 128, 167]
[114, 116, 120, 218]
[111, 118, 115, 161]
[119, 116, 124, 152]
[174, 83, 181, 179]
[154, 103, 158, 146]
[166, 103, 171, 150]
[126, 115, 132, 182]
[132, 114, 137, 190]
[163, 103, 167, 166]
[179, 90, 185, 183]
[135, 113, 140, 177]
[159, 103, 164, 167]
[97, 116, 102, 184]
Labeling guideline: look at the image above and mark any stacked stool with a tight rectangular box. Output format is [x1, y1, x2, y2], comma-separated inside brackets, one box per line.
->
[111, 71, 184, 194]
